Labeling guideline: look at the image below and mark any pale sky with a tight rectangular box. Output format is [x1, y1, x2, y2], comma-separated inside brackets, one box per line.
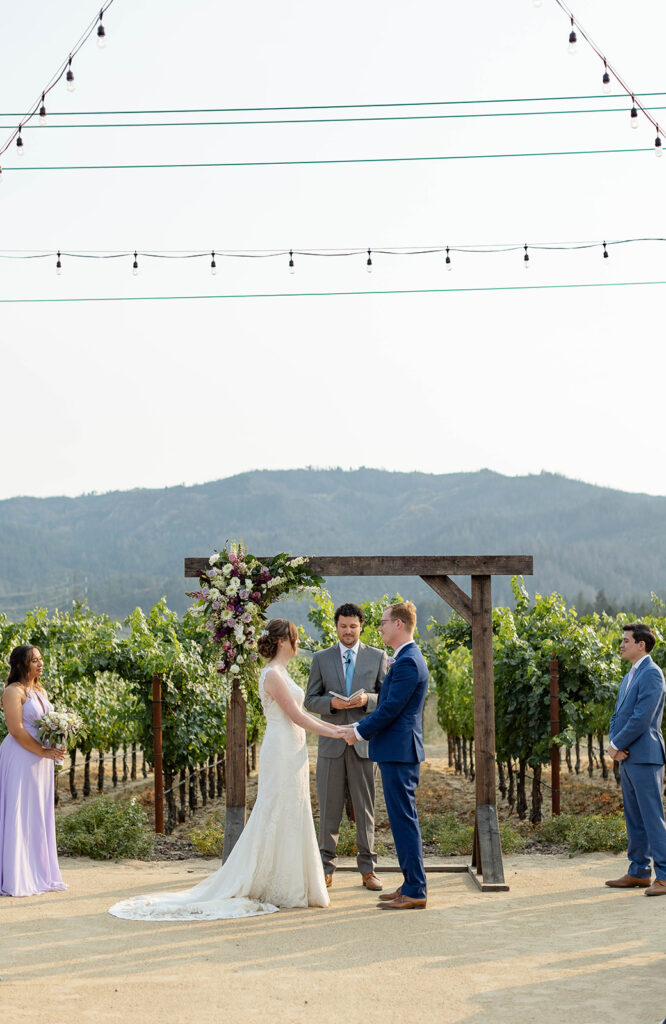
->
[2, 0, 665, 499]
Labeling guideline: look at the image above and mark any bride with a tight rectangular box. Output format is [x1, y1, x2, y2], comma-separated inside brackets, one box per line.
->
[109, 619, 346, 921]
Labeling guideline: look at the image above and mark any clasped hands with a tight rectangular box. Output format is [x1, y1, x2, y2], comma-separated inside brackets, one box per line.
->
[609, 745, 629, 762]
[333, 725, 359, 746]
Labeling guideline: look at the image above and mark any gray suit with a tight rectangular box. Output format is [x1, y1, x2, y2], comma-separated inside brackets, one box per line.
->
[305, 643, 387, 875]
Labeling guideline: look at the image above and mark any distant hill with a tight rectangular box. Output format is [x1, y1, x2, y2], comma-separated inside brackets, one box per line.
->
[1, 468, 664, 621]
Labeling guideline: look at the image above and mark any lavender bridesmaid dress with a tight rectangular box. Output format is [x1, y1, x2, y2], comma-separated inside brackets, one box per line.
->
[0, 689, 67, 897]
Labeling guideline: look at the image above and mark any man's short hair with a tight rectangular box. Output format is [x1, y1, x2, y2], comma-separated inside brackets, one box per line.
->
[334, 602, 364, 626]
[623, 622, 656, 653]
[387, 600, 417, 631]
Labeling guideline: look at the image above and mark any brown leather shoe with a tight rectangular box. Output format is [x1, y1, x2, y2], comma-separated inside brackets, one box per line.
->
[378, 893, 427, 910]
[645, 879, 666, 896]
[325, 874, 333, 888]
[362, 871, 383, 891]
[378, 886, 402, 901]
[605, 873, 651, 888]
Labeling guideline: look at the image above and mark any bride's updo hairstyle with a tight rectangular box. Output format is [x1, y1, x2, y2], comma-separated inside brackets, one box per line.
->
[257, 619, 298, 660]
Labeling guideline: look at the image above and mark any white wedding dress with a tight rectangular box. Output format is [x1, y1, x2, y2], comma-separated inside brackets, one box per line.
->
[109, 666, 329, 921]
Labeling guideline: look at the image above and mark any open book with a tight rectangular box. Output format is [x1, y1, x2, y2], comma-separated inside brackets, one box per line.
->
[329, 688, 366, 703]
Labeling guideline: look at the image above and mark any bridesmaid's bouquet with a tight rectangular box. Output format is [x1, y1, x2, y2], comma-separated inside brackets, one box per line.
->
[36, 709, 87, 771]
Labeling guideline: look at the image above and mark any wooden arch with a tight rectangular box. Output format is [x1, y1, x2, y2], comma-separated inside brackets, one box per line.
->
[185, 554, 533, 892]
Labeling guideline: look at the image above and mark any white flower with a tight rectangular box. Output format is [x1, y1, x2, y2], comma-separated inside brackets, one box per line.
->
[236, 654, 245, 664]
[209, 553, 220, 566]
[230, 664, 240, 675]
[222, 564, 232, 577]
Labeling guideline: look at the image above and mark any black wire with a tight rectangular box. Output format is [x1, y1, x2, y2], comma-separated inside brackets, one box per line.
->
[0, 1, 116, 158]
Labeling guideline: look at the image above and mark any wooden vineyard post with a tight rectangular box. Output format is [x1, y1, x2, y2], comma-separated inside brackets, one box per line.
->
[222, 679, 247, 862]
[470, 575, 507, 891]
[152, 673, 165, 835]
[549, 656, 561, 816]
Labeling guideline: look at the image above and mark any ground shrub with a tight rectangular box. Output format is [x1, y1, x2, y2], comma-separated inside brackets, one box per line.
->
[534, 814, 577, 843]
[421, 812, 474, 855]
[566, 812, 627, 853]
[56, 796, 154, 860]
[191, 813, 225, 857]
[337, 817, 388, 856]
[498, 821, 526, 853]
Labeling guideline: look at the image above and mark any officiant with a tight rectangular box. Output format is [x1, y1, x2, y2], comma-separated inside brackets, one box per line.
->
[305, 603, 388, 891]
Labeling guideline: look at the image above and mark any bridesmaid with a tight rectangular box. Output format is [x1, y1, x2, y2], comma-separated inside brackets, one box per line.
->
[0, 645, 67, 896]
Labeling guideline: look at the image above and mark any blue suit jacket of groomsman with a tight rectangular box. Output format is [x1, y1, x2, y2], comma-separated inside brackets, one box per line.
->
[355, 641, 429, 763]
[609, 655, 666, 764]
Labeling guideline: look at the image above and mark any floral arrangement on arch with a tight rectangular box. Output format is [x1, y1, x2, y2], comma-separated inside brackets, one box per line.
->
[191, 544, 323, 698]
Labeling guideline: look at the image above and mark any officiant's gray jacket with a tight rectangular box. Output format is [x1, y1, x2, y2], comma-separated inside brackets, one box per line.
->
[304, 643, 388, 759]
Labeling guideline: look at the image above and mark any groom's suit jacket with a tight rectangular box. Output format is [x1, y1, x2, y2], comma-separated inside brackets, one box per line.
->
[305, 643, 387, 759]
[355, 641, 429, 763]
[609, 655, 666, 764]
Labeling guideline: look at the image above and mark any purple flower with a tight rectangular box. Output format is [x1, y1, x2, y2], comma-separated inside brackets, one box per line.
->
[241, 612, 252, 624]
[211, 600, 220, 610]
[208, 567, 218, 578]
[251, 591, 261, 602]
[250, 653, 258, 662]
[201, 587, 210, 599]
[239, 589, 249, 600]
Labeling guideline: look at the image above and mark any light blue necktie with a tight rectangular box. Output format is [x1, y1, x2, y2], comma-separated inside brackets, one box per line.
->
[344, 650, 354, 696]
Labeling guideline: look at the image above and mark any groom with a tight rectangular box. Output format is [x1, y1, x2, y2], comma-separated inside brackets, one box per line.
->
[341, 601, 429, 910]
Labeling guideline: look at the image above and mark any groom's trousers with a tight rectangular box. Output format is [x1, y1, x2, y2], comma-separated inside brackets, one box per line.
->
[316, 745, 377, 875]
[379, 760, 427, 899]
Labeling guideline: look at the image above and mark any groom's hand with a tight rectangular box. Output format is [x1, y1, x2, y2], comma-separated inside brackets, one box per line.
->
[341, 726, 358, 745]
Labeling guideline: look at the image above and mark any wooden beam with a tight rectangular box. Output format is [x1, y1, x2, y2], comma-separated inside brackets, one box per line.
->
[222, 680, 246, 863]
[184, 554, 533, 578]
[421, 574, 473, 624]
[471, 575, 496, 808]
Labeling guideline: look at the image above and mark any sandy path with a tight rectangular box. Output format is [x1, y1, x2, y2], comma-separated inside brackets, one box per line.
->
[2, 853, 666, 1024]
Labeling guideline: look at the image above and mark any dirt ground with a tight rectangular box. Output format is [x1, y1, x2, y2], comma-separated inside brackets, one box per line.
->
[3, 851, 666, 1024]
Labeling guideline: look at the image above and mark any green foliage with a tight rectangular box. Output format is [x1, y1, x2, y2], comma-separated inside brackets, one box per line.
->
[307, 591, 411, 651]
[56, 796, 154, 860]
[497, 821, 527, 853]
[190, 813, 225, 857]
[334, 818, 388, 856]
[567, 813, 628, 853]
[534, 814, 577, 843]
[420, 812, 474, 855]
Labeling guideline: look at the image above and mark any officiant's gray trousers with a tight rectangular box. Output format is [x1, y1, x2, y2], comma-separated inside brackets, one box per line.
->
[316, 746, 377, 875]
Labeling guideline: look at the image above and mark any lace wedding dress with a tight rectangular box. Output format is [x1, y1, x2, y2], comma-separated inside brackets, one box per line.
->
[109, 666, 329, 921]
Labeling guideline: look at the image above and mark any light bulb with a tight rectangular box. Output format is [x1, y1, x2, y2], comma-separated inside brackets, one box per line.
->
[132, 252, 139, 276]
[16, 128, 24, 155]
[366, 249, 373, 273]
[288, 249, 295, 274]
[39, 95, 47, 124]
[603, 243, 609, 260]
[445, 247, 452, 271]
[56, 251, 62, 275]
[97, 18, 106, 48]
[568, 30, 577, 55]
[602, 70, 611, 94]
[533, 0, 543, 7]
[630, 106, 639, 129]
[656, 136, 663, 157]
[523, 245, 530, 269]
[210, 251, 217, 275]
[66, 59, 75, 93]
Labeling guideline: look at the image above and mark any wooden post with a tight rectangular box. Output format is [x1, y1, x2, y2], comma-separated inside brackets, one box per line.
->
[549, 656, 561, 816]
[152, 673, 165, 835]
[470, 575, 507, 890]
[222, 679, 246, 862]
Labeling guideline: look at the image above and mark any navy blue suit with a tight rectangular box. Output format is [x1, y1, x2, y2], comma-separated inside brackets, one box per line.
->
[355, 641, 429, 899]
[609, 655, 666, 880]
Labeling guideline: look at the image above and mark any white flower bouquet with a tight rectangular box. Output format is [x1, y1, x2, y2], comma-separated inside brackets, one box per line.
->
[36, 709, 87, 771]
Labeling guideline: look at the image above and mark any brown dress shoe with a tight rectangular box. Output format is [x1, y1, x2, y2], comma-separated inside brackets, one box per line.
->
[645, 879, 666, 896]
[378, 893, 427, 910]
[378, 886, 402, 902]
[362, 872, 383, 891]
[325, 874, 333, 888]
[605, 873, 651, 888]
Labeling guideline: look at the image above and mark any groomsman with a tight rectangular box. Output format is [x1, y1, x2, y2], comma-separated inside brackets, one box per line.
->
[605, 623, 666, 895]
[305, 603, 387, 890]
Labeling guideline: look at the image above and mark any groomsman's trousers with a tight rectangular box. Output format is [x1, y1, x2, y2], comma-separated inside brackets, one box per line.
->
[316, 745, 377, 876]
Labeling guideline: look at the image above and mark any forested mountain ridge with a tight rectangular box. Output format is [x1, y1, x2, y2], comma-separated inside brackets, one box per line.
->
[1, 468, 664, 620]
